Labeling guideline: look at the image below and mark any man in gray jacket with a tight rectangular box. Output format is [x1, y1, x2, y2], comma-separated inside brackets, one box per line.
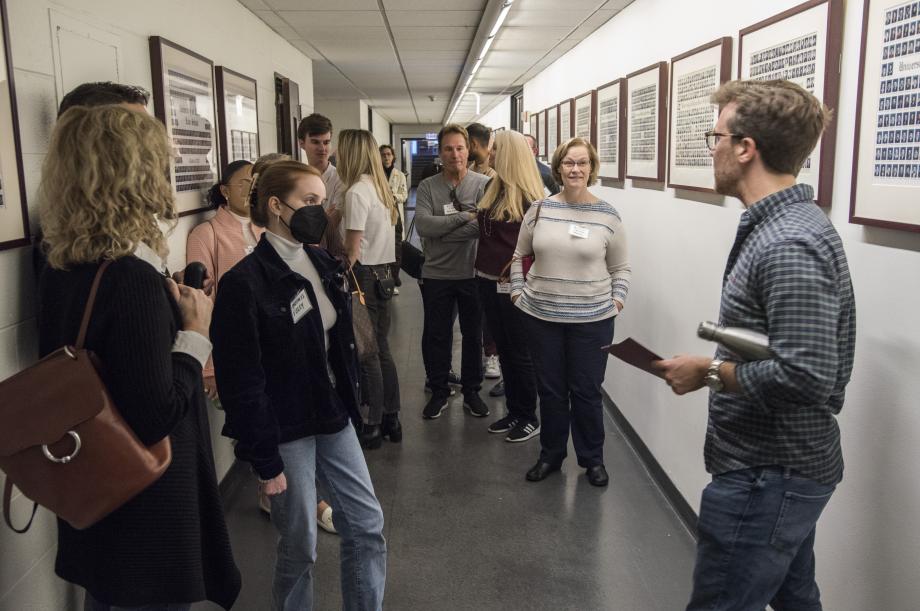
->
[415, 124, 490, 420]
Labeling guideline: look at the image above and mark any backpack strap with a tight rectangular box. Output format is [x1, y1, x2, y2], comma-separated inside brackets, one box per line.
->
[75, 260, 113, 350]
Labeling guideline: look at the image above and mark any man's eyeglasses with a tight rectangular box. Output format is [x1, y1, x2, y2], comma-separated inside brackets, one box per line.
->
[704, 131, 745, 151]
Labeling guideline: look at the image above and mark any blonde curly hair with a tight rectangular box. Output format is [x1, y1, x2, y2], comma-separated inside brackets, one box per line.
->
[39, 105, 176, 270]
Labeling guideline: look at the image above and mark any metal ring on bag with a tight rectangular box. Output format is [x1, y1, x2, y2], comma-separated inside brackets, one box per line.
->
[42, 431, 81, 464]
[63, 346, 77, 359]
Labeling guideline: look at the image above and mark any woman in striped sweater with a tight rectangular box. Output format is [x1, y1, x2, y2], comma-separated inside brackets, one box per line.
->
[510, 137, 631, 487]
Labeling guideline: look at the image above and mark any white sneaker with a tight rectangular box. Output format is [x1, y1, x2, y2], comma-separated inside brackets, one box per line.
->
[484, 354, 501, 379]
[318, 505, 338, 534]
[393, 287, 400, 295]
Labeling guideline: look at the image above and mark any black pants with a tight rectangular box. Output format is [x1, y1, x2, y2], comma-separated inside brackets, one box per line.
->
[421, 278, 482, 397]
[477, 278, 537, 423]
[353, 264, 401, 424]
[524, 314, 614, 468]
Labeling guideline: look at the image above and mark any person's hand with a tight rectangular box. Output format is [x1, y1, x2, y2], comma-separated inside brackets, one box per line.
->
[651, 355, 710, 395]
[614, 299, 624, 313]
[465, 210, 477, 222]
[203, 376, 219, 401]
[511, 294, 519, 304]
[172, 267, 215, 296]
[166, 278, 213, 337]
[261, 472, 287, 496]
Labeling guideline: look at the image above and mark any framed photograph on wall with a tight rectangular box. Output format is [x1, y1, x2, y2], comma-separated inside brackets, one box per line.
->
[559, 99, 573, 143]
[215, 67, 260, 167]
[738, 0, 844, 206]
[668, 37, 733, 192]
[573, 90, 596, 145]
[0, 0, 30, 251]
[626, 61, 668, 181]
[595, 79, 626, 181]
[149, 36, 219, 216]
[528, 111, 538, 143]
[546, 105, 559, 159]
[539, 109, 548, 159]
[850, 0, 920, 231]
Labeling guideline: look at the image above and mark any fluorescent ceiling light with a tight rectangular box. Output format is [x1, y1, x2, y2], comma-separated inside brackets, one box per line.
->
[471, 58, 483, 75]
[478, 36, 494, 60]
[489, 2, 513, 38]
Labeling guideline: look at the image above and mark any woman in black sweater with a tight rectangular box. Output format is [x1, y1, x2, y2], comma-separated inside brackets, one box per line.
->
[37, 106, 240, 610]
[212, 160, 386, 610]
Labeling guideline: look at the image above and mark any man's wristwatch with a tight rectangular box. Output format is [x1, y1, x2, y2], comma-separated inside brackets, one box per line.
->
[704, 359, 725, 392]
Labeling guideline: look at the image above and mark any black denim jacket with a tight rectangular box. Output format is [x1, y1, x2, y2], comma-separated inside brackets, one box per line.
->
[211, 236, 361, 480]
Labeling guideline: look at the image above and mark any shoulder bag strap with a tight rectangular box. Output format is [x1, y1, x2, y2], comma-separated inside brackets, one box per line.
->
[209, 220, 220, 276]
[4, 478, 37, 533]
[75, 259, 113, 350]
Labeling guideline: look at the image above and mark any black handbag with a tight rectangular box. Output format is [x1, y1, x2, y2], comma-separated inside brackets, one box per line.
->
[399, 215, 425, 280]
[372, 266, 395, 300]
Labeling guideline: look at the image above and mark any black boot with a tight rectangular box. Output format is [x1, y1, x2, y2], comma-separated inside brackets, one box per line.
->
[359, 423, 382, 449]
[381, 413, 402, 443]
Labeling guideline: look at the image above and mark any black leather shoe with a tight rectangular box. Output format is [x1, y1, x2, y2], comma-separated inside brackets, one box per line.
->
[586, 465, 609, 487]
[359, 424, 382, 449]
[381, 414, 402, 443]
[526, 461, 560, 482]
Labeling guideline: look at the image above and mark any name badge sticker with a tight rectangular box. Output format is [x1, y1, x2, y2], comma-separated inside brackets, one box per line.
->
[496, 282, 512, 294]
[290, 289, 312, 324]
[569, 224, 590, 239]
[443, 203, 459, 215]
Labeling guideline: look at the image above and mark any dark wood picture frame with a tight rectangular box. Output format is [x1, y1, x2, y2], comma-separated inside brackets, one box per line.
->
[573, 89, 597, 146]
[149, 36, 219, 217]
[738, 0, 844, 206]
[215, 67, 260, 169]
[540, 108, 548, 159]
[545, 105, 559, 160]
[558, 98, 574, 142]
[667, 37, 733, 193]
[849, 0, 920, 232]
[595, 78, 627, 181]
[0, 0, 31, 251]
[626, 61, 669, 182]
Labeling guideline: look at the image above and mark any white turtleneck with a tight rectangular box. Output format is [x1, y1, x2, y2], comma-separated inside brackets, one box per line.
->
[228, 209, 258, 249]
[264, 231, 337, 350]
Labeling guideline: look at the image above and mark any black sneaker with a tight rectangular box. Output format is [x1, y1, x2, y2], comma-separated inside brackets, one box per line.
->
[423, 395, 449, 419]
[448, 370, 462, 386]
[463, 393, 490, 417]
[488, 379, 505, 397]
[488, 415, 517, 434]
[506, 420, 540, 443]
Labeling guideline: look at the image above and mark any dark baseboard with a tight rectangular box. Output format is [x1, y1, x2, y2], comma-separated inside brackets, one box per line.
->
[603, 392, 699, 537]
[219, 459, 249, 501]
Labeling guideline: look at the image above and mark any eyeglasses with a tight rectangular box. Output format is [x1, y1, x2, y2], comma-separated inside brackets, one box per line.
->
[704, 131, 745, 151]
[561, 160, 591, 170]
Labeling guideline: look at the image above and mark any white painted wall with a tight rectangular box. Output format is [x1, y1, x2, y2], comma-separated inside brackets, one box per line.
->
[371, 107, 391, 148]
[314, 97, 363, 142]
[472, 95, 511, 131]
[0, 0, 313, 608]
[524, 0, 920, 608]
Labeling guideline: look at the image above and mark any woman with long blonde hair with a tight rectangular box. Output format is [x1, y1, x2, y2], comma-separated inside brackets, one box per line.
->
[475, 130, 544, 443]
[38, 105, 240, 610]
[337, 129, 402, 448]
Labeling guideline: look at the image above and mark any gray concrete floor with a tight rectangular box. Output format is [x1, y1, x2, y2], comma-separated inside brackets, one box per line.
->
[203, 280, 696, 610]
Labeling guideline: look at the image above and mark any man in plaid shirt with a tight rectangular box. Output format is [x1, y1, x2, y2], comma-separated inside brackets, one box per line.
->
[655, 80, 855, 611]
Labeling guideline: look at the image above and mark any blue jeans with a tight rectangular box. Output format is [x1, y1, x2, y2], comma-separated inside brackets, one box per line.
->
[687, 467, 835, 611]
[271, 423, 387, 611]
[84, 593, 189, 611]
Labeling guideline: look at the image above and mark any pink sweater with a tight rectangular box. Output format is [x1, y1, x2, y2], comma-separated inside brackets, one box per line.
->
[187, 206, 264, 377]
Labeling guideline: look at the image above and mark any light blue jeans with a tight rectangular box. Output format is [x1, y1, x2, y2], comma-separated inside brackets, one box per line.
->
[270, 423, 386, 611]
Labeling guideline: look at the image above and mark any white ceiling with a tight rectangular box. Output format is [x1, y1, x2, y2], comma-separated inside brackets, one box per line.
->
[238, 0, 634, 125]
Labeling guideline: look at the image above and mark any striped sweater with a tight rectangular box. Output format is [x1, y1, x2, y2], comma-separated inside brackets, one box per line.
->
[510, 197, 630, 323]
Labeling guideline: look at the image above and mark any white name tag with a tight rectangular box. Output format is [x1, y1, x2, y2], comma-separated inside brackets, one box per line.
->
[569, 224, 590, 239]
[496, 282, 511, 294]
[443, 203, 459, 215]
[290, 289, 312, 324]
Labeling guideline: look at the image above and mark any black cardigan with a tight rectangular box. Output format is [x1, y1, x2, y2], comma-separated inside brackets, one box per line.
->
[212, 237, 361, 480]
[38, 256, 241, 609]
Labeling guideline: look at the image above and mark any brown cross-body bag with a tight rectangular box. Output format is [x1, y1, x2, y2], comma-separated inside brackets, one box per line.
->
[0, 260, 171, 533]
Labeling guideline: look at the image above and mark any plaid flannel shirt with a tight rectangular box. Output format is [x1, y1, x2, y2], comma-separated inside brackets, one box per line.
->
[707, 184, 856, 486]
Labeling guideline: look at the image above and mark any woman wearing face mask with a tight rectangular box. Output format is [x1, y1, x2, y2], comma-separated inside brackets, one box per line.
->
[510, 138, 631, 488]
[186, 160, 262, 403]
[211, 160, 387, 611]
[339, 130, 402, 449]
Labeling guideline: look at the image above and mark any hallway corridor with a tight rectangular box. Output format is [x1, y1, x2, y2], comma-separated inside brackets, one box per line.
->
[208, 281, 697, 611]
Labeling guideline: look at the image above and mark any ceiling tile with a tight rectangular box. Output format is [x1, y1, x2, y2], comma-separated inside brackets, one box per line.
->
[279, 10, 384, 28]
[392, 26, 476, 40]
[383, 0, 485, 10]
[384, 10, 481, 27]
[267, 0, 378, 8]
[397, 38, 470, 51]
